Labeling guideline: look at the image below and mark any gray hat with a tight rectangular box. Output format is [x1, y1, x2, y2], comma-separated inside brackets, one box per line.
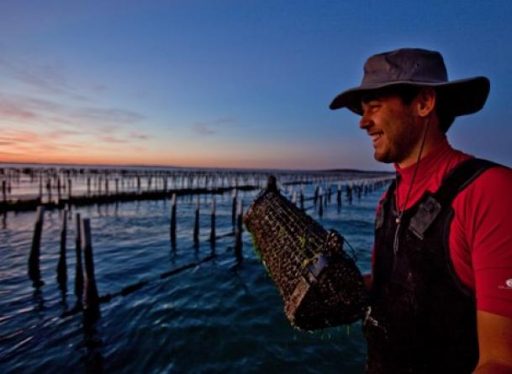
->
[329, 48, 490, 116]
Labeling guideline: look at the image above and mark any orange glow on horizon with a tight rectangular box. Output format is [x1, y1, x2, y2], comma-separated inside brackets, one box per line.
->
[0, 148, 361, 170]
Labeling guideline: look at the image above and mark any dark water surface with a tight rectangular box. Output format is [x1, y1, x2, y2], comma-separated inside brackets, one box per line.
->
[0, 181, 383, 373]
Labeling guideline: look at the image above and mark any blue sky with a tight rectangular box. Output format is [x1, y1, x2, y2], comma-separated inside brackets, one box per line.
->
[0, 0, 510, 170]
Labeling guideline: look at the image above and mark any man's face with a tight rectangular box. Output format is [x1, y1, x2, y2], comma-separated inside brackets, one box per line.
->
[359, 93, 422, 166]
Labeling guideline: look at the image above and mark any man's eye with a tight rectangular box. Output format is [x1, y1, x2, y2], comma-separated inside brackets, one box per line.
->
[362, 101, 382, 114]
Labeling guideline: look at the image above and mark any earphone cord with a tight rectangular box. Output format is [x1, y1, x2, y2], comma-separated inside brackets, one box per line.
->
[393, 118, 430, 255]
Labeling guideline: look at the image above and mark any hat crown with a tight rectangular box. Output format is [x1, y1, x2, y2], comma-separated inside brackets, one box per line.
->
[362, 48, 449, 85]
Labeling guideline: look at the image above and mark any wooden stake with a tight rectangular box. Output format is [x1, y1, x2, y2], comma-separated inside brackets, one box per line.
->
[81, 218, 100, 321]
[193, 197, 200, 245]
[337, 184, 342, 213]
[209, 197, 216, 247]
[75, 213, 84, 301]
[28, 206, 45, 286]
[46, 179, 52, 203]
[314, 185, 319, 207]
[234, 200, 243, 262]
[57, 177, 62, 202]
[1, 180, 6, 203]
[57, 209, 68, 288]
[39, 175, 43, 200]
[170, 194, 177, 246]
[231, 190, 237, 227]
[318, 188, 324, 218]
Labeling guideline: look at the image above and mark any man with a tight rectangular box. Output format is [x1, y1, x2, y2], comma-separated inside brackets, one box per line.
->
[329, 48, 512, 373]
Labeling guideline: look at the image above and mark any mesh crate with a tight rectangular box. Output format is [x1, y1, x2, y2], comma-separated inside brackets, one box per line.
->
[244, 177, 368, 330]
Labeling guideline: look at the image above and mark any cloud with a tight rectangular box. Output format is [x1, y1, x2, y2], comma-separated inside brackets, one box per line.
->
[129, 131, 150, 140]
[71, 107, 146, 124]
[0, 57, 73, 97]
[191, 116, 237, 135]
[0, 90, 150, 162]
[46, 128, 83, 139]
[0, 92, 146, 131]
[192, 123, 216, 135]
[99, 135, 130, 144]
[0, 94, 66, 125]
[0, 130, 42, 144]
[0, 99, 38, 121]
[0, 57, 106, 102]
[92, 84, 108, 93]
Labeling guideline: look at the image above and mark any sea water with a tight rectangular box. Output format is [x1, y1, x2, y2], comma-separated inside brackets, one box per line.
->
[0, 173, 383, 373]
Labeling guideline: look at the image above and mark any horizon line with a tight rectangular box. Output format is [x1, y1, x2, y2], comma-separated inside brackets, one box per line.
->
[0, 159, 392, 174]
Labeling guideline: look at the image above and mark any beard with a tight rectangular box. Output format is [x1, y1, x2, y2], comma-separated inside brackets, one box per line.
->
[373, 114, 422, 165]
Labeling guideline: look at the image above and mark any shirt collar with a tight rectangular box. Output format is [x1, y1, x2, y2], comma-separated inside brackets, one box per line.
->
[394, 137, 452, 185]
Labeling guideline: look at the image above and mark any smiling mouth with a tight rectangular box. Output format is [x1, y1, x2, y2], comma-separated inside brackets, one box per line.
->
[370, 132, 383, 144]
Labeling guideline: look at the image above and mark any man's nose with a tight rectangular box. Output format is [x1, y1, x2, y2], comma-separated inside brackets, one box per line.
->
[359, 111, 371, 129]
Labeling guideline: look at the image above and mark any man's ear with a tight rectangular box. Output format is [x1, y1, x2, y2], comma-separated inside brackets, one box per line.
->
[415, 88, 437, 117]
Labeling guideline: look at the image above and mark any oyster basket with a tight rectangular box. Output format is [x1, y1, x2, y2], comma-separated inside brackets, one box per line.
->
[244, 177, 368, 331]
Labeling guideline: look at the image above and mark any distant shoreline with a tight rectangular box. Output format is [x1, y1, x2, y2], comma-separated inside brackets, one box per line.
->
[0, 161, 393, 175]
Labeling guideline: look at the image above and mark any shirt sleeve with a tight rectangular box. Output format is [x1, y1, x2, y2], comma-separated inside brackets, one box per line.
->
[451, 166, 512, 318]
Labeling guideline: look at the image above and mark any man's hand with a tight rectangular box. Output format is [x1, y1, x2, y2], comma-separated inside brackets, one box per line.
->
[474, 310, 512, 373]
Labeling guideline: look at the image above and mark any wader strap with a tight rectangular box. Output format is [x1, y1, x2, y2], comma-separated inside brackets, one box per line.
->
[434, 158, 500, 205]
[408, 158, 500, 240]
[376, 180, 396, 230]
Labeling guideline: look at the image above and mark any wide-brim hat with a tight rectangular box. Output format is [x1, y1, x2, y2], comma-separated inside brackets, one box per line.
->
[329, 48, 490, 116]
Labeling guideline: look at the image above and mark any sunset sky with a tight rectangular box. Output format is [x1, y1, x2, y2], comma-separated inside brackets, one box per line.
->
[0, 0, 510, 171]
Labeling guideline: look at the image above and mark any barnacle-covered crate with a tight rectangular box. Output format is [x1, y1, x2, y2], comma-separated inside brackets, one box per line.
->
[244, 177, 368, 331]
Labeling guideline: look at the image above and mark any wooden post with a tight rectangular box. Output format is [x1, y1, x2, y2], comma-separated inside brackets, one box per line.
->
[81, 218, 100, 322]
[115, 178, 119, 195]
[170, 194, 177, 246]
[87, 177, 91, 196]
[337, 185, 342, 213]
[68, 178, 72, 200]
[209, 197, 216, 248]
[75, 213, 84, 302]
[46, 179, 52, 203]
[39, 175, 43, 200]
[318, 193, 324, 218]
[291, 190, 297, 205]
[57, 210, 68, 289]
[28, 206, 45, 286]
[231, 190, 237, 228]
[1, 180, 6, 203]
[105, 178, 109, 195]
[193, 197, 200, 246]
[234, 200, 243, 262]
[300, 189, 304, 210]
[57, 177, 62, 202]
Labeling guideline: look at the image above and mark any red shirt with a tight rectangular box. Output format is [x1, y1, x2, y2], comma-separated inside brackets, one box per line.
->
[391, 138, 512, 318]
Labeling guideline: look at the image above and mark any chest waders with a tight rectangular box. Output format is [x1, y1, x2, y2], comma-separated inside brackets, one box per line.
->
[364, 159, 498, 374]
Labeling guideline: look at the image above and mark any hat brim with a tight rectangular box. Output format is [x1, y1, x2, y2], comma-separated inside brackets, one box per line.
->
[329, 76, 490, 117]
